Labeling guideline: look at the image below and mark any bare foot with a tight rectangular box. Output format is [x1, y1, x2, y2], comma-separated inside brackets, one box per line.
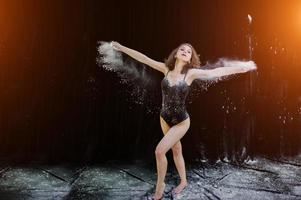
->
[152, 182, 166, 200]
[172, 181, 188, 194]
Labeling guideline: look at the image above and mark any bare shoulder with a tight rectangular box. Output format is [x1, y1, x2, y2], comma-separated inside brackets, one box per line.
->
[186, 68, 208, 84]
[156, 62, 169, 76]
[144, 57, 168, 75]
[161, 63, 169, 75]
[186, 68, 199, 85]
[186, 68, 203, 78]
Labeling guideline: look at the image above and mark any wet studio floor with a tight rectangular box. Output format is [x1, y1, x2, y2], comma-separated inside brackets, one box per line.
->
[1, 155, 301, 200]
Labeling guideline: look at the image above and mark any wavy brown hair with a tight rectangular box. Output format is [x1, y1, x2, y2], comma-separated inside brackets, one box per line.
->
[164, 43, 201, 74]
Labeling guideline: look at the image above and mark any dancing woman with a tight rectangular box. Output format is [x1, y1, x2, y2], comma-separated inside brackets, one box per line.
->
[111, 41, 256, 199]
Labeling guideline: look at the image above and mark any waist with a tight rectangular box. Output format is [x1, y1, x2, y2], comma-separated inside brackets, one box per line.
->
[161, 105, 187, 112]
[160, 108, 189, 118]
[161, 101, 186, 107]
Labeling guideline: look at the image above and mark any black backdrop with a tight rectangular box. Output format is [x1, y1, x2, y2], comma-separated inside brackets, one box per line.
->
[1, 0, 301, 164]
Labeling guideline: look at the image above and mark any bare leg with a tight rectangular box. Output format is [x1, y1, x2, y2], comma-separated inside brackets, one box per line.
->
[154, 153, 167, 199]
[160, 117, 188, 194]
[152, 117, 169, 200]
[172, 141, 188, 194]
[153, 117, 190, 199]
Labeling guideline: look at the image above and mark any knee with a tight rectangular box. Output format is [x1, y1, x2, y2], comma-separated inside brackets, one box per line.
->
[172, 144, 182, 156]
[155, 147, 166, 158]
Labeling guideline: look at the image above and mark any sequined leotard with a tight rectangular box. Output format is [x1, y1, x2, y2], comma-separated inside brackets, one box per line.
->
[160, 69, 190, 127]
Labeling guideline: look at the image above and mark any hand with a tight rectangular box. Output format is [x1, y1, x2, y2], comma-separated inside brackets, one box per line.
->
[246, 60, 257, 71]
[241, 60, 257, 72]
[111, 41, 123, 51]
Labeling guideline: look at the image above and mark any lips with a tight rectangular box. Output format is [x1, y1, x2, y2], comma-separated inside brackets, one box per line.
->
[181, 54, 186, 57]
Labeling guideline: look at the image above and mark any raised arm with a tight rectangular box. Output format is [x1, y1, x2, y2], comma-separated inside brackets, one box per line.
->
[189, 60, 257, 81]
[111, 41, 168, 74]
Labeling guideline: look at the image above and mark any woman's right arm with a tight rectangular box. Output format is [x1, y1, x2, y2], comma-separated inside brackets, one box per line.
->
[111, 41, 168, 75]
[189, 60, 257, 81]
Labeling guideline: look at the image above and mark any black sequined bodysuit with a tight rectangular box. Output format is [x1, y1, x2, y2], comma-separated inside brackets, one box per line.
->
[160, 69, 190, 127]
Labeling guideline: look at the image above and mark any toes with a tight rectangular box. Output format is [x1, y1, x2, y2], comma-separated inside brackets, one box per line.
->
[172, 184, 187, 194]
[153, 184, 165, 200]
[152, 195, 163, 200]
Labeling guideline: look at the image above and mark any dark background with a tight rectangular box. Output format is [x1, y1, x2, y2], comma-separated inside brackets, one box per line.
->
[1, 0, 301, 164]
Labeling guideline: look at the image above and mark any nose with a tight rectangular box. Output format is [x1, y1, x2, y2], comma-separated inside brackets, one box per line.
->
[183, 50, 190, 55]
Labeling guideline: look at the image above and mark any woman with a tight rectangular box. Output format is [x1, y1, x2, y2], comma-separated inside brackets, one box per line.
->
[111, 41, 256, 199]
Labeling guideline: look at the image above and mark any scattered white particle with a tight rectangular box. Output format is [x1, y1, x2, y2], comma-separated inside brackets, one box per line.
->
[247, 14, 252, 24]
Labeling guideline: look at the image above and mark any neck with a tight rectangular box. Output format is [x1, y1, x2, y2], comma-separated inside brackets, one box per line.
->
[174, 59, 187, 73]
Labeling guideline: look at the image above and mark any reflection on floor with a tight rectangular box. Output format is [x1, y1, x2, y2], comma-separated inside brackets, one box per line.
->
[1, 156, 301, 199]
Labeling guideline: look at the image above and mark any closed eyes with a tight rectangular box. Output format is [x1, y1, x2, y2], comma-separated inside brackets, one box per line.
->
[180, 49, 191, 54]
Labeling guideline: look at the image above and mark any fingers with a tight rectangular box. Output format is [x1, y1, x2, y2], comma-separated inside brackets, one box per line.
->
[244, 60, 257, 71]
[248, 61, 257, 70]
[111, 41, 121, 51]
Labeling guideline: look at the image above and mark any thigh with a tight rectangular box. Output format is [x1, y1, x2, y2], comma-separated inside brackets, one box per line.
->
[160, 116, 181, 150]
[156, 118, 190, 154]
[160, 116, 170, 135]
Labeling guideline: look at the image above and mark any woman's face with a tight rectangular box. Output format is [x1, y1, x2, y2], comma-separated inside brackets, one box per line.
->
[175, 44, 192, 63]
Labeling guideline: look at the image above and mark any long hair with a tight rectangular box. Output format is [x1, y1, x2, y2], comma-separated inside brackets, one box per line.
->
[164, 43, 201, 74]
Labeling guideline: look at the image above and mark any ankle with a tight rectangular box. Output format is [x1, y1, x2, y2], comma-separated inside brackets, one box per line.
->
[156, 182, 165, 186]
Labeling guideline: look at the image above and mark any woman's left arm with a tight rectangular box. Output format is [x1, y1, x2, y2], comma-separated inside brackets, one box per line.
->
[189, 60, 257, 81]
